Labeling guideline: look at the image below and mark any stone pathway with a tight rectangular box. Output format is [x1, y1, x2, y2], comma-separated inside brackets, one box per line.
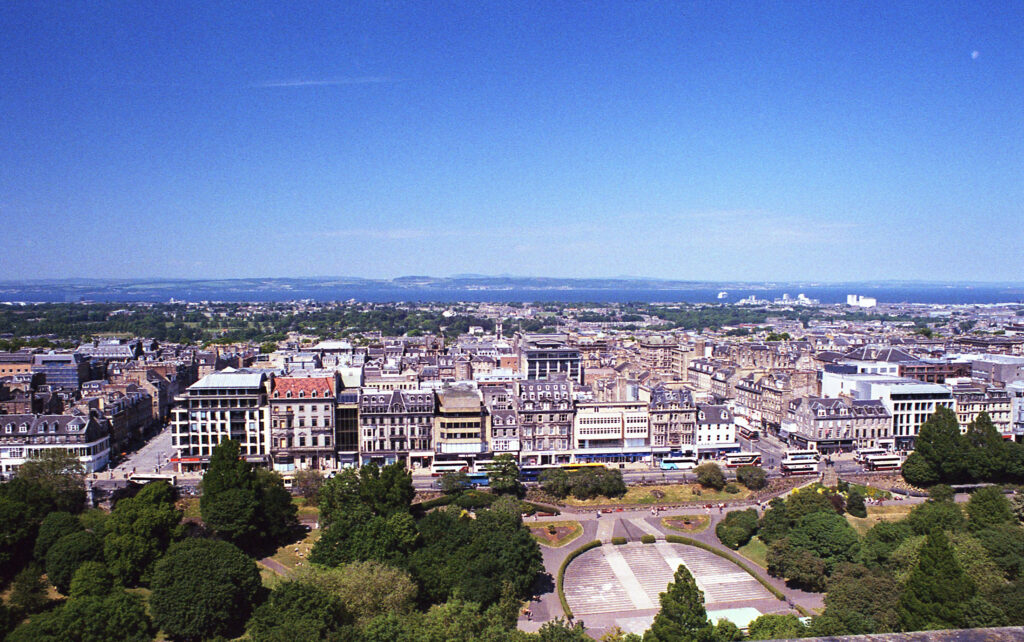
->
[564, 541, 775, 619]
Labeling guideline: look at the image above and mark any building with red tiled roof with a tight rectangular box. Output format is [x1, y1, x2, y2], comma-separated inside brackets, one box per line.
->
[269, 375, 340, 471]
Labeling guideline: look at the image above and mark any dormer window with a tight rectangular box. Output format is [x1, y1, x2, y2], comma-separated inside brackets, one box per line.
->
[19, 423, 28, 433]
[298, 391, 305, 398]
[286, 391, 292, 398]
[311, 391, 318, 398]
[273, 392, 279, 398]
[4, 424, 11, 433]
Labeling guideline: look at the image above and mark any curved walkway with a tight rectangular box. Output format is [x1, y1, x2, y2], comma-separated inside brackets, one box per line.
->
[519, 506, 823, 635]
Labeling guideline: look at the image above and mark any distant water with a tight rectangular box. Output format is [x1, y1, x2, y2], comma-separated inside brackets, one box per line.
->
[3, 284, 1024, 305]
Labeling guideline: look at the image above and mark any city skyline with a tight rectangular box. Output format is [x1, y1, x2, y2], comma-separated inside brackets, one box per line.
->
[2, 2, 1022, 281]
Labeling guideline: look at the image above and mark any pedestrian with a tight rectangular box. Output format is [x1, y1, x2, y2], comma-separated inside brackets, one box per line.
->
[718, 502, 723, 513]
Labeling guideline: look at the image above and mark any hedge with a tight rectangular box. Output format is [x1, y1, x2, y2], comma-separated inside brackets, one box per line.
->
[557, 540, 603, 619]
[611, 537, 627, 545]
[641, 534, 656, 544]
[665, 535, 787, 602]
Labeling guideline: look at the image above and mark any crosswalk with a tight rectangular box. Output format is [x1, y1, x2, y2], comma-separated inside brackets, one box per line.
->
[564, 540, 774, 617]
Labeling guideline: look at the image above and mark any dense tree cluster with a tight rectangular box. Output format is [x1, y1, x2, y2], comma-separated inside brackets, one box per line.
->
[539, 467, 627, 500]
[312, 462, 543, 610]
[200, 439, 297, 554]
[902, 408, 1024, 487]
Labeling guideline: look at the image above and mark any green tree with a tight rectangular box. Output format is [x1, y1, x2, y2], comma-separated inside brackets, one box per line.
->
[905, 498, 966, 535]
[787, 511, 860, 574]
[912, 407, 970, 484]
[757, 498, 790, 544]
[68, 561, 114, 598]
[46, 530, 102, 594]
[735, 465, 767, 490]
[200, 440, 295, 551]
[715, 509, 758, 549]
[259, 341, 278, 354]
[103, 481, 182, 585]
[928, 484, 956, 503]
[293, 468, 325, 503]
[817, 563, 901, 634]
[859, 520, 912, 569]
[694, 463, 725, 491]
[899, 528, 976, 631]
[440, 471, 471, 494]
[746, 613, 807, 640]
[644, 564, 714, 642]
[8, 563, 49, 615]
[247, 581, 351, 642]
[34, 511, 84, 560]
[539, 468, 572, 498]
[976, 524, 1024, 581]
[150, 538, 262, 641]
[846, 488, 867, 518]
[297, 560, 418, 626]
[16, 449, 86, 513]
[487, 454, 525, 497]
[8, 589, 152, 642]
[965, 412, 1007, 482]
[966, 486, 1014, 531]
[766, 538, 827, 592]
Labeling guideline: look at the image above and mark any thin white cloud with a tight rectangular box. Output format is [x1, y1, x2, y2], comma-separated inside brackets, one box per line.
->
[252, 77, 394, 88]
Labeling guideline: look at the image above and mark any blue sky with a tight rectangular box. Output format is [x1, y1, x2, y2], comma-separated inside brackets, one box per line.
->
[1, 1, 1021, 281]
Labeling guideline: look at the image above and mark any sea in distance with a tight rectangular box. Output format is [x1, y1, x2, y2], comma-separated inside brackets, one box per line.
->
[2, 280, 1024, 305]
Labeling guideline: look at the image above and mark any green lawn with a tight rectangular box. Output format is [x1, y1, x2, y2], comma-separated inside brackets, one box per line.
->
[267, 528, 321, 572]
[529, 520, 583, 548]
[737, 536, 769, 568]
[661, 514, 711, 534]
[845, 504, 915, 535]
[560, 484, 750, 507]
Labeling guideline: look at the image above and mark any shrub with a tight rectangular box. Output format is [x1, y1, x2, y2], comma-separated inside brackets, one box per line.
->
[612, 537, 627, 545]
[641, 534, 656, 544]
[716, 508, 759, 549]
[846, 489, 867, 518]
[695, 463, 726, 491]
[724, 483, 741, 495]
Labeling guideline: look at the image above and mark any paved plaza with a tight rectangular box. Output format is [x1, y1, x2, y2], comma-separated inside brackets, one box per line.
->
[563, 541, 775, 619]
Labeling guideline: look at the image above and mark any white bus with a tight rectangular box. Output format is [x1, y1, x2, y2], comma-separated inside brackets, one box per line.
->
[128, 472, 177, 485]
[780, 460, 818, 476]
[724, 452, 762, 468]
[660, 456, 699, 471]
[431, 460, 469, 476]
[785, 449, 821, 463]
[864, 454, 903, 471]
[854, 448, 888, 463]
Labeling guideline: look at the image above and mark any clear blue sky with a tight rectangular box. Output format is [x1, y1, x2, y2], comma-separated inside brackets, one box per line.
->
[2, 1, 1021, 281]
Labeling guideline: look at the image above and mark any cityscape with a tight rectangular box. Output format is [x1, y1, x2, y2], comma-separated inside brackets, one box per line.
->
[2, 2, 1023, 641]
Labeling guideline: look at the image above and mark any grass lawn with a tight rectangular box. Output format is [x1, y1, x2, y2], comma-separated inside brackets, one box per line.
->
[661, 514, 711, 534]
[560, 484, 750, 507]
[737, 536, 769, 568]
[267, 527, 321, 572]
[292, 497, 321, 520]
[176, 497, 201, 519]
[846, 504, 915, 535]
[529, 520, 583, 547]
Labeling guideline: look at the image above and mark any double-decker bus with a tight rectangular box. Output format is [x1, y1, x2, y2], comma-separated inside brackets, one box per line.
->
[738, 426, 760, 441]
[519, 465, 555, 483]
[561, 462, 606, 472]
[660, 456, 699, 471]
[784, 449, 821, 463]
[465, 471, 490, 486]
[431, 460, 469, 476]
[854, 448, 888, 464]
[780, 460, 818, 476]
[864, 454, 903, 471]
[724, 452, 762, 468]
[473, 459, 499, 473]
